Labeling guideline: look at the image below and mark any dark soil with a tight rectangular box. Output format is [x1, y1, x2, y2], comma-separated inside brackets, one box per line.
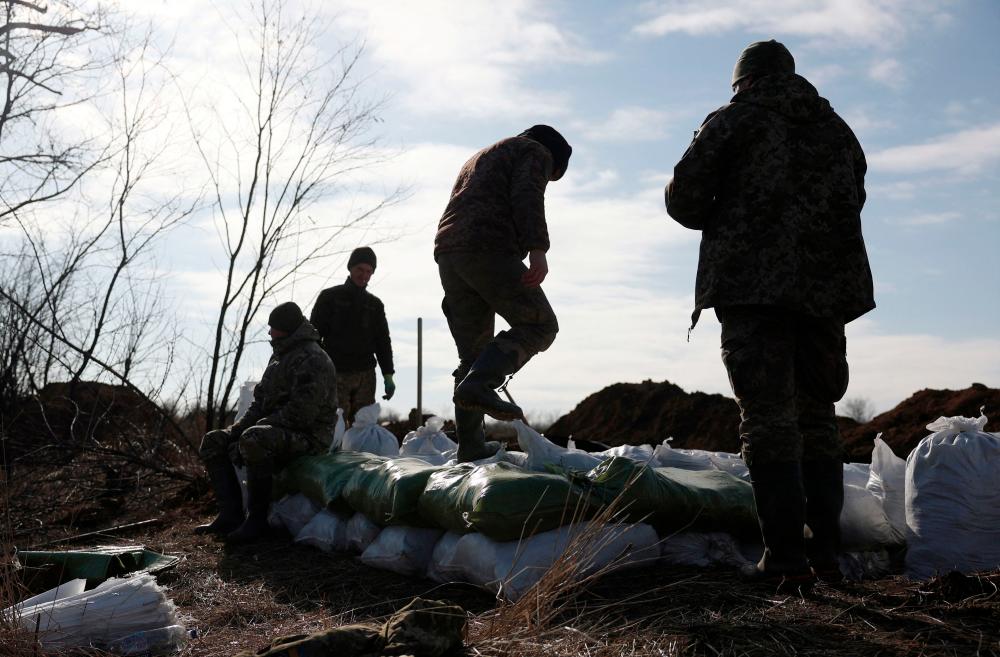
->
[545, 380, 1000, 461]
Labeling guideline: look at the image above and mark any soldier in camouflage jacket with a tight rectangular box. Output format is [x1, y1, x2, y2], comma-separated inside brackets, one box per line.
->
[196, 302, 337, 543]
[666, 40, 875, 589]
[435, 125, 571, 461]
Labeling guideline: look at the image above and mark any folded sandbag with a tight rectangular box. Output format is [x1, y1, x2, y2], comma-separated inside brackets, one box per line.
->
[418, 461, 593, 541]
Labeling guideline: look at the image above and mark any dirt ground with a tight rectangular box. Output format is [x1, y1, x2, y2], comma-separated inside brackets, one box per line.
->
[10, 501, 1000, 657]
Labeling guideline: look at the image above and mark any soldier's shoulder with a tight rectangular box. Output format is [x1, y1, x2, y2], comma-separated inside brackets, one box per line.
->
[364, 290, 385, 309]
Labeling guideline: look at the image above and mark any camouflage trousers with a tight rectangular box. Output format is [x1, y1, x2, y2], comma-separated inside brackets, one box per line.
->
[337, 368, 376, 423]
[717, 306, 849, 467]
[199, 425, 324, 470]
[438, 251, 558, 376]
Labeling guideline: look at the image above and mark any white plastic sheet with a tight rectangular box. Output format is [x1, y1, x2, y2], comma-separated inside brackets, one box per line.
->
[514, 421, 602, 472]
[360, 526, 444, 576]
[867, 436, 907, 537]
[399, 417, 457, 465]
[341, 403, 399, 457]
[345, 512, 383, 554]
[904, 413, 1000, 579]
[328, 408, 346, 453]
[652, 439, 716, 471]
[842, 462, 872, 489]
[294, 509, 351, 553]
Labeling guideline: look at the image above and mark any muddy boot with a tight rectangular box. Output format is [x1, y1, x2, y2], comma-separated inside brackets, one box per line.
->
[741, 461, 815, 593]
[227, 467, 272, 544]
[194, 459, 244, 535]
[804, 459, 845, 582]
[455, 407, 501, 463]
[453, 344, 523, 421]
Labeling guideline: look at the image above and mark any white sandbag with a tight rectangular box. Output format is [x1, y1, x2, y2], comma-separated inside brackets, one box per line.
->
[269, 493, 321, 537]
[904, 413, 1000, 579]
[652, 439, 716, 471]
[328, 408, 346, 453]
[399, 416, 457, 465]
[294, 509, 351, 553]
[345, 512, 383, 554]
[840, 484, 903, 549]
[426, 532, 465, 583]
[597, 443, 655, 463]
[659, 532, 751, 568]
[341, 403, 399, 457]
[360, 526, 444, 576]
[452, 522, 660, 601]
[842, 462, 871, 489]
[498, 449, 529, 468]
[709, 452, 749, 480]
[867, 436, 907, 536]
[514, 420, 602, 473]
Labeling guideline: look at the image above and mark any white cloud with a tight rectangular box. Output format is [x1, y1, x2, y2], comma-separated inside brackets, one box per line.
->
[868, 123, 1000, 175]
[888, 211, 962, 227]
[632, 0, 934, 48]
[334, 0, 606, 120]
[868, 57, 905, 88]
[574, 106, 675, 142]
[867, 181, 917, 201]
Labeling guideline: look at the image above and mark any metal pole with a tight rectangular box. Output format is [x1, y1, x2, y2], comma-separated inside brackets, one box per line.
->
[417, 317, 423, 423]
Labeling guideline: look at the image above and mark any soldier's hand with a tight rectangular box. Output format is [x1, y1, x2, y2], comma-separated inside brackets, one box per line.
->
[522, 249, 548, 288]
[382, 374, 396, 400]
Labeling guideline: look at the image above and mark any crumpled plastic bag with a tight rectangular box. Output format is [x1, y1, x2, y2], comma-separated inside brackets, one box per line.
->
[328, 408, 346, 453]
[867, 435, 906, 537]
[904, 413, 1000, 579]
[341, 403, 399, 457]
[515, 421, 603, 472]
[400, 417, 457, 465]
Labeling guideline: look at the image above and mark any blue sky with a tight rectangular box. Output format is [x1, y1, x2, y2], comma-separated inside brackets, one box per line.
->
[134, 0, 1000, 422]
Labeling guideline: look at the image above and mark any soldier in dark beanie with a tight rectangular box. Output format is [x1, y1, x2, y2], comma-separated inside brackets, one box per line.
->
[311, 246, 395, 424]
[196, 301, 337, 543]
[666, 39, 874, 591]
[435, 125, 571, 462]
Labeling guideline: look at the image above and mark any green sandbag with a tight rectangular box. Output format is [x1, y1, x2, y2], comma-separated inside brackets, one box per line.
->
[273, 451, 386, 511]
[418, 461, 593, 541]
[342, 457, 445, 526]
[17, 546, 179, 587]
[575, 457, 759, 537]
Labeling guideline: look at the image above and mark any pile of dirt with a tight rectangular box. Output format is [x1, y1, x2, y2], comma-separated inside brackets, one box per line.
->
[545, 380, 741, 452]
[547, 380, 1000, 462]
[840, 382, 1000, 460]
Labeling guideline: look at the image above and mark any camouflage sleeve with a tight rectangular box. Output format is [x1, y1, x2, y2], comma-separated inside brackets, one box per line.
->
[510, 147, 552, 253]
[374, 301, 394, 376]
[259, 353, 327, 429]
[666, 109, 728, 230]
[309, 289, 334, 345]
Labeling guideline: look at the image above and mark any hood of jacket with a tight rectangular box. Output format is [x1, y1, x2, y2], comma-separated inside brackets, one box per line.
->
[734, 73, 832, 124]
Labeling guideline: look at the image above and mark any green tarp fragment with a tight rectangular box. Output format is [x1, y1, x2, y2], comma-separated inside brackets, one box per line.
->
[418, 461, 593, 541]
[573, 457, 759, 537]
[342, 457, 444, 527]
[274, 451, 385, 511]
[16, 546, 180, 586]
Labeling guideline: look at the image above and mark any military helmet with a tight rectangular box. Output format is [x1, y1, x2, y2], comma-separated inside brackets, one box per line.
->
[732, 39, 795, 86]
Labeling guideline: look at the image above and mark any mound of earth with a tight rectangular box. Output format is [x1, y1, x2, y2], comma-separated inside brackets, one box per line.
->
[545, 380, 741, 452]
[840, 382, 1000, 461]
[547, 380, 1000, 462]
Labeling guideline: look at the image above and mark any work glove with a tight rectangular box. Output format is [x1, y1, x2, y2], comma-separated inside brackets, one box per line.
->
[382, 374, 396, 400]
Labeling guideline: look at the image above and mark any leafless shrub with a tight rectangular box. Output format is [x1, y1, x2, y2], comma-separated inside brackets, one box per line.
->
[841, 396, 875, 423]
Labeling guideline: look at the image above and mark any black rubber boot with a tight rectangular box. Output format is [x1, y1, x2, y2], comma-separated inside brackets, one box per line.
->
[227, 467, 272, 544]
[741, 461, 815, 593]
[194, 459, 244, 536]
[453, 344, 523, 421]
[455, 407, 501, 463]
[803, 459, 845, 582]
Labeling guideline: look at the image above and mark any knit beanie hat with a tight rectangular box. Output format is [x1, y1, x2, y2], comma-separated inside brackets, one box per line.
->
[268, 301, 304, 334]
[518, 125, 572, 180]
[732, 39, 795, 86]
[347, 246, 377, 271]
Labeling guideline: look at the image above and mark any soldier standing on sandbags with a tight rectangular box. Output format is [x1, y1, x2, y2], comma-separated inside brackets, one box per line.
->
[435, 125, 571, 462]
[665, 40, 875, 590]
[196, 302, 338, 543]
[310, 246, 396, 424]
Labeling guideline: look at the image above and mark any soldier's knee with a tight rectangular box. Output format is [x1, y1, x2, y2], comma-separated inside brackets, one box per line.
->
[238, 426, 278, 466]
[199, 429, 232, 462]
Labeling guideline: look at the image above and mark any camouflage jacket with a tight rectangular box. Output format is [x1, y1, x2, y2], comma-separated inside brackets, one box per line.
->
[310, 277, 394, 375]
[435, 136, 554, 259]
[666, 73, 875, 327]
[232, 320, 338, 439]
